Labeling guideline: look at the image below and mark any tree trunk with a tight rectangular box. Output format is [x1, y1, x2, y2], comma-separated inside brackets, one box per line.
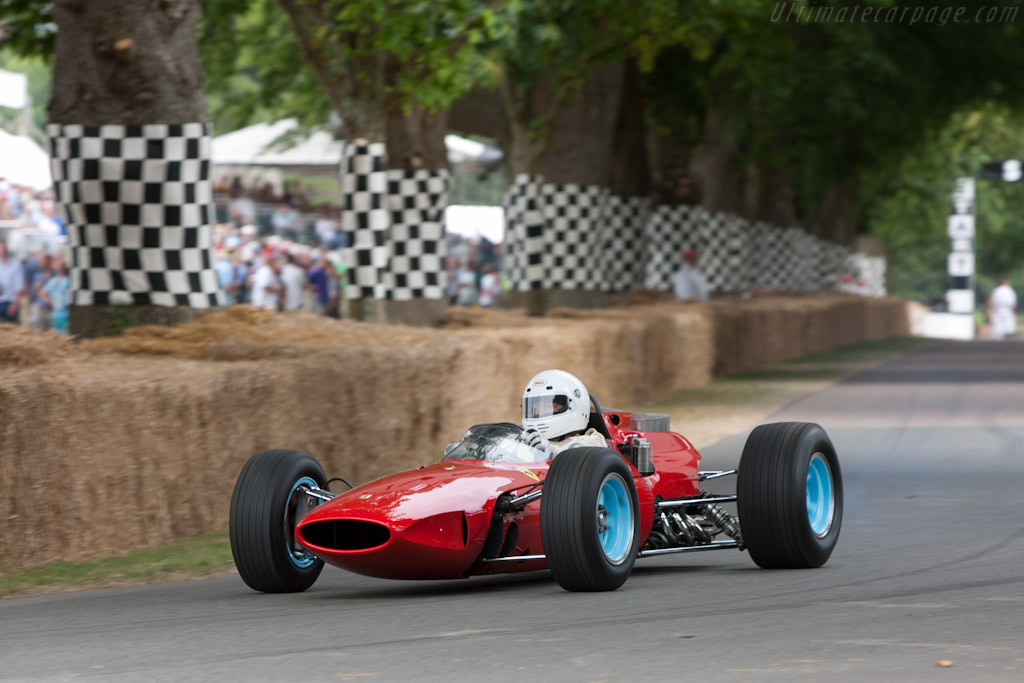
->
[531, 63, 624, 184]
[49, 0, 218, 337]
[749, 156, 798, 227]
[275, 0, 387, 141]
[385, 104, 449, 171]
[815, 179, 861, 244]
[689, 104, 747, 215]
[69, 305, 200, 338]
[447, 88, 508, 149]
[501, 63, 625, 316]
[381, 102, 451, 326]
[49, 0, 206, 125]
[610, 60, 650, 199]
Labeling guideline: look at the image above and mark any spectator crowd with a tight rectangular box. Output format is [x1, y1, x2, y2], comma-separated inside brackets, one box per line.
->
[1, 177, 71, 333]
[1, 173, 510, 334]
[214, 175, 509, 313]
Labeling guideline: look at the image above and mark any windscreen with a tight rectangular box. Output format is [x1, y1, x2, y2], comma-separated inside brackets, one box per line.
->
[522, 395, 569, 420]
[440, 423, 550, 464]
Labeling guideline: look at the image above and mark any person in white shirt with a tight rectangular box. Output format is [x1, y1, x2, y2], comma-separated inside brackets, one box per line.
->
[250, 254, 283, 311]
[0, 241, 25, 323]
[672, 248, 708, 303]
[990, 279, 1018, 340]
[478, 263, 500, 307]
[279, 253, 306, 311]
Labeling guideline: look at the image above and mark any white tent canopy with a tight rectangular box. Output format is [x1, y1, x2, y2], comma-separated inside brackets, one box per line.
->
[0, 127, 52, 190]
[445, 204, 505, 244]
[212, 119, 503, 170]
[213, 119, 342, 166]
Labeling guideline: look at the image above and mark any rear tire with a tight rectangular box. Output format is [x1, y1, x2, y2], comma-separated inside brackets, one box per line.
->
[229, 449, 327, 592]
[541, 447, 641, 591]
[737, 422, 843, 569]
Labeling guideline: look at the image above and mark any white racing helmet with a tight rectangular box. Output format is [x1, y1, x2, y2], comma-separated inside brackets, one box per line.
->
[521, 369, 590, 440]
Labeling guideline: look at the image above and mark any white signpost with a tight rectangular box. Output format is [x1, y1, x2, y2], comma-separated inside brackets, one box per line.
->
[947, 214, 975, 240]
[946, 177, 975, 317]
[947, 252, 974, 277]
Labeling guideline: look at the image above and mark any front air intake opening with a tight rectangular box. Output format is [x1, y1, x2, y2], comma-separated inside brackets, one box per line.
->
[301, 520, 391, 551]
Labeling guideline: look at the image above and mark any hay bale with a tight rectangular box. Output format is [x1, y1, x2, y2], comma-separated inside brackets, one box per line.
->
[0, 295, 910, 571]
[0, 302, 715, 571]
[0, 326, 76, 367]
[708, 295, 910, 376]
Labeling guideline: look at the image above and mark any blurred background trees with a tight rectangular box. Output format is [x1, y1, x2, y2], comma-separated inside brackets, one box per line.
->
[4, 0, 1024, 305]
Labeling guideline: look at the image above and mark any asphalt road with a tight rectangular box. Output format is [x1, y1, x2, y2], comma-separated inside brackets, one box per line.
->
[2, 340, 1023, 682]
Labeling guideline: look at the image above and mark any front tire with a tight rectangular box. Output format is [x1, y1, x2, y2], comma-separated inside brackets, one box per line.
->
[541, 447, 641, 591]
[737, 422, 843, 569]
[229, 449, 327, 592]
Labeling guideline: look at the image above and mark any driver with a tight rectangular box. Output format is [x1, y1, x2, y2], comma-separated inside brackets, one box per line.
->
[520, 369, 609, 456]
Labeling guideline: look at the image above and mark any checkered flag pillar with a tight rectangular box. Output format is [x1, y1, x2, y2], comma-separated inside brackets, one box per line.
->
[599, 195, 649, 291]
[341, 141, 389, 301]
[788, 229, 815, 293]
[820, 242, 849, 292]
[47, 123, 222, 308]
[503, 174, 547, 291]
[777, 228, 803, 292]
[539, 183, 608, 290]
[803, 234, 826, 292]
[701, 211, 751, 294]
[753, 224, 788, 290]
[643, 204, 705, 291]
[385, 169, 450, 301]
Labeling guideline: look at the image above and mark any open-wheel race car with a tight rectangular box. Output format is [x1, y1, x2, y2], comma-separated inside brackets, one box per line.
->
[230, 377, 842, 593]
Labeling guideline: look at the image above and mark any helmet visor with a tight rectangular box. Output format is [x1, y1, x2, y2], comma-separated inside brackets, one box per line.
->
[523, 395, 570, 420]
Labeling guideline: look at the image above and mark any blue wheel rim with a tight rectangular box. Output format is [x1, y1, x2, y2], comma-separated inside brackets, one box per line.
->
[806, 453, 835, 537]
[286, 476, 321, 568]
[597, 474, 634, 564]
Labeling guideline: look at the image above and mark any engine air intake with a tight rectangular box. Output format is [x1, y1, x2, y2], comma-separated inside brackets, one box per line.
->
[301, 520, 391, 551]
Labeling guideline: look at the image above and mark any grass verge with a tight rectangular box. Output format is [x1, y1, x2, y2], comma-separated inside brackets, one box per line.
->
[0, 336, 936, 598]
[0, 532, 234, 598]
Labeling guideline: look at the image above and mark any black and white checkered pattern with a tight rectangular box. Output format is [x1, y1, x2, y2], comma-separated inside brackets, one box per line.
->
[539, 183, 607, 290]
[341, 141, 389, 301]
[600, 195, 649, 291]
[700, 211, 751, 294]
[504, 179, 648, 293]
[503, 175, 548, 291]
[643, 204, 704, 290]
[501, 183, 886, 298]
[743, 222, 768, 290]
[47, 123, 222, 308]
[783, 229, 811, 293]
[753, 225, 790, 290]
[385, 169, 450, 301]
[819, 242, 849, 292]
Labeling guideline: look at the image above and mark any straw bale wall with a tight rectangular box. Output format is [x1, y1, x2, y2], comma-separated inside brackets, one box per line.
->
[0, 304, 711, 571]
[1, 296, 908, 571]
[708, 294, 911, 376]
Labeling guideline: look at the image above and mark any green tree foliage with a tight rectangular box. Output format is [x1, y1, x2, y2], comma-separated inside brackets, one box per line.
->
[870, 106, 1024, 303]
[0, 49, 50, 134]
[0, 0, 55, 59]
[201, 0, 503, 140]
[649, 0, 1024, 227]
[200, 0, 330, 133]
[495, 0, 711, 167]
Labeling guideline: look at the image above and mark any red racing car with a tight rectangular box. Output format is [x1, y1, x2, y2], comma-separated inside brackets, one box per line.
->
[230, 397, 842, 593]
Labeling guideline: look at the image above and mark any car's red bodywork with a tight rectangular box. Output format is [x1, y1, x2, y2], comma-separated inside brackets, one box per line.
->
[295, 409, 700, 580]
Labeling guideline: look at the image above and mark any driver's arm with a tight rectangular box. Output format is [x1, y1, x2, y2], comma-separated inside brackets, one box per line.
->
[520, 428, 553, 458]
